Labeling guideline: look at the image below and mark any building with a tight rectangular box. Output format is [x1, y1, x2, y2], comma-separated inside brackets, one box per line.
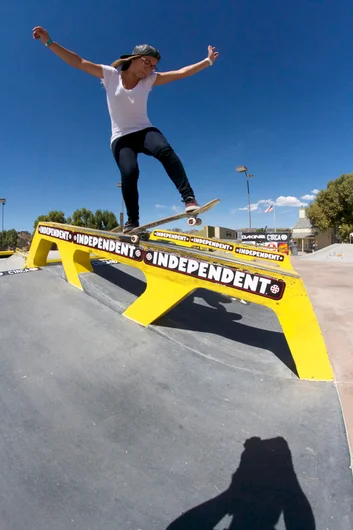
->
[291, 207, 334, 252]
[199, 226, 238, 240]
[194, 209, 334, 254]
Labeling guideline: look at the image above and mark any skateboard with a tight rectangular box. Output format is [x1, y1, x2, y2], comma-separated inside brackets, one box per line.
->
[111, 198, 220, 244]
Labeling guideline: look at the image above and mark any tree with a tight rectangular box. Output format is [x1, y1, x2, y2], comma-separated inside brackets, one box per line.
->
[0, 229, 19, 250]
[0, 231, 5, 250]
[32, 208, 118, 232]
[306, 173, 353, 242]
[67, 208, 95, 228]
[33, 210, 66, 230]
[5, 229, 18, 249]
[94, 209, 118, 231]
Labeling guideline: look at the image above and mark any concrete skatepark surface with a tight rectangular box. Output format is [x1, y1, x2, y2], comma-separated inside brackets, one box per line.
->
[0, 251, 353, 529]
[301, 243, 353, 263]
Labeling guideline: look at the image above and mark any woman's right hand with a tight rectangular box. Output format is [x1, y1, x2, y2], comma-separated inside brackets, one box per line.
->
[32, 26, 51, 45]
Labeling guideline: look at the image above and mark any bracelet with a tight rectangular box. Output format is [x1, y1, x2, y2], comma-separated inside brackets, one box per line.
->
[206, 57, 213, 65]
[45, 38, 53, 47]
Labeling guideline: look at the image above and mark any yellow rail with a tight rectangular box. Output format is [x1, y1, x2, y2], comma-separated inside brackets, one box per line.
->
[149, 230, 293, 270]
[25, 222, 333, 381]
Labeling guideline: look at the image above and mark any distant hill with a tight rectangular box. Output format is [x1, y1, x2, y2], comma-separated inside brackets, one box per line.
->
[17, 231, 32, 249]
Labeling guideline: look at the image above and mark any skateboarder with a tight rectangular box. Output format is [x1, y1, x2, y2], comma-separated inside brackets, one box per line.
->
[32, 26, 219, 232]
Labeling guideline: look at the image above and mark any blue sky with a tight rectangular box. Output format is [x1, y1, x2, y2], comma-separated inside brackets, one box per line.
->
[2, 0, 353, 232]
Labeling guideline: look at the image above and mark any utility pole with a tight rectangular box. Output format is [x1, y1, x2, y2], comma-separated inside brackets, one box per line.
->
[116, 183, 124, 228]
[235, 166, 254, 229]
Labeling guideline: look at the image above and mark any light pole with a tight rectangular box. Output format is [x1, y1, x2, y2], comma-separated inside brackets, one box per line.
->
[116, 183, 124, 228]
[235, 166, 254, 229]
[0, 198, 5, 249]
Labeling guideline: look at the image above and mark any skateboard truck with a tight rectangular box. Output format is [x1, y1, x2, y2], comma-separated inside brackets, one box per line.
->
[187, 216, 203, 227]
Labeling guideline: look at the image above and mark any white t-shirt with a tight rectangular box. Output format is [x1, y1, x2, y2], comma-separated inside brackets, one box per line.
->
[100, 64, 157, 145]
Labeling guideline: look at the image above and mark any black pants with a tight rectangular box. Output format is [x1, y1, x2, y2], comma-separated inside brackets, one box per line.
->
[111, 127, 195, 223]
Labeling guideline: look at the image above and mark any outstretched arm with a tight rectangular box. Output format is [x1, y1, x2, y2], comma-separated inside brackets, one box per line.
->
[153, 45, 219, 86]
[32, 26, 103, 79]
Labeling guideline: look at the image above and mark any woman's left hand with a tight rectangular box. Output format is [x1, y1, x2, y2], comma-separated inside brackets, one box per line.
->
[207, 45, 219, 64]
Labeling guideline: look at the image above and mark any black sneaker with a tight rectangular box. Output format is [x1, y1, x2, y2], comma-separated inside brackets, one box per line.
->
[123, 220, 139, 233]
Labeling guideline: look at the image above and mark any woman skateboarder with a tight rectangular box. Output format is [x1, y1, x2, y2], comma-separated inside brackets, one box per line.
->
[32, 26, 219, 232]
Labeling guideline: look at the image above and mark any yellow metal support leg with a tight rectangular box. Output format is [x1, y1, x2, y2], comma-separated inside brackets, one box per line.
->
[25, 234, 52, 268]
[123, 274, 195, 326]
[59, 246, 93, 290]
[275, 285, 333, 380]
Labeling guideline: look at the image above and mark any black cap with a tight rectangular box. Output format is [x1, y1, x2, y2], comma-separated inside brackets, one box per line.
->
[120, 44, 161, 61]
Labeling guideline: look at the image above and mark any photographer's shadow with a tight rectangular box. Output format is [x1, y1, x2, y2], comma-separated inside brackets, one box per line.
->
[166, 436, 315, 530]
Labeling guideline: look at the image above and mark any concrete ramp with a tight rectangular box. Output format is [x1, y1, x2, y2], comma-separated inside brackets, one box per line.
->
[303, 243, 353, 263]
[80, 261, 297, 379]
[0, 252, 26, 271]
[0, 264, 352, 529]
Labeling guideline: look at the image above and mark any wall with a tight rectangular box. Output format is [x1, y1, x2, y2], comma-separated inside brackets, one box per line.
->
[292, 230, 334, 252]
[215, 227, 237, 239]
[292, 228, 313, 238]
[316, 230, 334, 250]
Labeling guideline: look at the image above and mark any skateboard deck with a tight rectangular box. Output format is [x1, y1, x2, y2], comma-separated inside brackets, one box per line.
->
[111, 199, 220, 243]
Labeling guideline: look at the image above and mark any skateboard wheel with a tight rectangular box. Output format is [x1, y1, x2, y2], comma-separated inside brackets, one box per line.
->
[196, 218, 202, 226]
[131, 235, 139, 244]
[187, 217, 197, 226]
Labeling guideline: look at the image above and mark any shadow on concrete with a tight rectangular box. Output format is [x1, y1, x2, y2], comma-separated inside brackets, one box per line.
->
[93, 265, 297, 377]
[166, 436, 316, 530]
[156, 292, 298, 377]
[93, 263, 146, 297]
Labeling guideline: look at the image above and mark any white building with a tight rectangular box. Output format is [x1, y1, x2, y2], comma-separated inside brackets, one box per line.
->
[291, 207, 333, 252]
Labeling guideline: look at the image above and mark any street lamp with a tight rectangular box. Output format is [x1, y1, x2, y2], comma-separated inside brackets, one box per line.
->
[116, 183, 124, 228]
[235, 166, 254, 229]
[0, 198, 5, 249]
